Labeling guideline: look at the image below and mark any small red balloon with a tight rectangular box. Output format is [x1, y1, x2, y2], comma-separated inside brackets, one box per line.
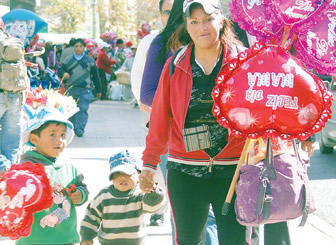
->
[0, 162, 53, 240]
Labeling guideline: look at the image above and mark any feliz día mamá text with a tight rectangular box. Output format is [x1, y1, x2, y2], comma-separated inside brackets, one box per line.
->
[245, 72, 298, 110]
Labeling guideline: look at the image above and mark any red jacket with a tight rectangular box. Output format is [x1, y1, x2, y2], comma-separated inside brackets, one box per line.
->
[142, 43, 247, 172]
[96, 50, 116, 74]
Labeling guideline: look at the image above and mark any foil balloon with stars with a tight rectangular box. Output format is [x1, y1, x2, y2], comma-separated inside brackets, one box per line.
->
[230, 0, 336, 75]
[212, 41, 333, 141]
[294, 7, 336, 75]
[228, 0, 283, 43]
[0, 162, 53, 240]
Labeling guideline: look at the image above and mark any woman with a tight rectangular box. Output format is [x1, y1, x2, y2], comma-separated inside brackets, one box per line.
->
[140, 0, 249, 244]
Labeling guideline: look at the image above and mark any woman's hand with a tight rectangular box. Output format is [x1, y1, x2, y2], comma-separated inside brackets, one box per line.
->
[62, 72, 70, 80]
[301, 141, 315, 157]
[139, 170, 156, 193]
[81, 240, 93, 245]
[139, 103, 152, 113]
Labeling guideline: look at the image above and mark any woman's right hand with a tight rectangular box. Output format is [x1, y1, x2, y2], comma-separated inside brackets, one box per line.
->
[139, 170, 156, 193]
[81, 240, 93, 245]
[62, 72, 70, 80]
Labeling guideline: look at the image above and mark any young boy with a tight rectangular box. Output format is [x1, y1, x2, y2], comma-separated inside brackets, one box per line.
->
[80, 150, 166, 245]
[16, 105, 89, 245]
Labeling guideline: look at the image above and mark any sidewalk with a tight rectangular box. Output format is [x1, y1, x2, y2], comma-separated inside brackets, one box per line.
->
[68, 101, 336, 245]
[1, 100, 335, 245]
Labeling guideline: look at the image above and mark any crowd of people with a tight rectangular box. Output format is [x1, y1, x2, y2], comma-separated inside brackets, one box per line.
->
[0, 0, 319, 244]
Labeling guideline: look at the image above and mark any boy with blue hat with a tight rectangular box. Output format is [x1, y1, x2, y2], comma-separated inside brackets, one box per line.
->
[16, 104, 89, 245]
[80, 150, 166, 245]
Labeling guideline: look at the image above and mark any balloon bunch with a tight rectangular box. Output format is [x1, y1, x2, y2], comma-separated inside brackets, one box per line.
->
[214, 0, 335, 214]
[83, 38, 97, 55]
[100, 32, 117, 47]
[212, 0, 335, 141]
[229, 0, 336, 75]
[0, 162, 53, 240]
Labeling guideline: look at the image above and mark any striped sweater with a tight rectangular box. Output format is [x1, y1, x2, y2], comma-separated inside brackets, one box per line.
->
[80, 184, 165, 245]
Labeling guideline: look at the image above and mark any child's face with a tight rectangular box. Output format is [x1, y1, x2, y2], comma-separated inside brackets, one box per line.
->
[29, 123, 67, 158]
[112, 171, 139, 192]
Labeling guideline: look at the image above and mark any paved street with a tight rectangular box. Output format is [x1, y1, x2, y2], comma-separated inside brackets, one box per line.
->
[1, 100, 336, 244]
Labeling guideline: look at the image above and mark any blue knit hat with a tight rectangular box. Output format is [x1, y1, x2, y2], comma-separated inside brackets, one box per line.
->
[109, 150, 142, 180]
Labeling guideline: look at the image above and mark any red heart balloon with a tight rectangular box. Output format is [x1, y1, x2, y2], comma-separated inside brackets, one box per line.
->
[0, 162, 53, 239]
[212, 41, 333, 141]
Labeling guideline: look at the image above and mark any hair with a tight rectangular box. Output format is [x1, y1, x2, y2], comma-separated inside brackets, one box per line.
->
[159, 0, 166, 12]
[116, 39, 124, 45]
[156, 0, 185, 65]
[168, 3, 243, 53]
[74, 38, 86, 47]
[69, 38, 76, 47]
[30, 121, 66, 137]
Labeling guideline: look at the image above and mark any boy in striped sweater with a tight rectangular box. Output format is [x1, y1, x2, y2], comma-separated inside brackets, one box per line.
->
[80, 150, 166, 245]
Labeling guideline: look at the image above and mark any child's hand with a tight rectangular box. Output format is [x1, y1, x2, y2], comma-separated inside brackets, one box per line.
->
[81, 240, 93, 245]
[69, 189, 82, 204]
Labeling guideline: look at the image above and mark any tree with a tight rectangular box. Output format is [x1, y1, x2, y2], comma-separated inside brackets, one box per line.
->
[97, 0, 160, 40]
[42, 0, 86, 33]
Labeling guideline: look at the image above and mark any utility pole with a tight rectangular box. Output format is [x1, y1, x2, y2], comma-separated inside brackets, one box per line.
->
[92, 0, 96, 39]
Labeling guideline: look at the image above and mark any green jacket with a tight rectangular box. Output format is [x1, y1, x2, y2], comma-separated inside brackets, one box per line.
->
[16, 151, 89, 244]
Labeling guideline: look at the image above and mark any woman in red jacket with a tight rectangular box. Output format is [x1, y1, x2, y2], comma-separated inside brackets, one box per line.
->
[139, 0, 250, 244]
[96, 43, 117, 100]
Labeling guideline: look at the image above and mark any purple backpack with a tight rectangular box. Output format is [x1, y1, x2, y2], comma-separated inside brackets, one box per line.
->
[235, 139, 316, 226]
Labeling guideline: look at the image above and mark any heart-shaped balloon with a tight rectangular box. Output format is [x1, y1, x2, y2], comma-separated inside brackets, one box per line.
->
[0, 162, 53, 239]
[212, 41, 333, 141]
[229, 0, 283, 43]
[265, 0, 330, 27]
[294, 7, 336, 75]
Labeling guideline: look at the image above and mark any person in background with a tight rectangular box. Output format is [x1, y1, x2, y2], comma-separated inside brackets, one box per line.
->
[96, 42, 117, 100]
[80, 150, 166, 245]
[58, 38, 102, 137]
[60, 38, 76, 63]
[113, 39, 127, 71]
[16, 105, 89, 245]
[133, 0, 176, 230]
[0, 18, 23, 173]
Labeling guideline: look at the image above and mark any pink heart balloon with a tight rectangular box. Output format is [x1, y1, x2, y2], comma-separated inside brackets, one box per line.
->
[212, 41, 333, 141]
[265, 0, 329, 27]
[294, 7, 336, 75]
[229, 0, 283, 42]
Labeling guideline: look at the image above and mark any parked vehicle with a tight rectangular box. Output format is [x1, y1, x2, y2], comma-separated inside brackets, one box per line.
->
[319, 76, 336, 153]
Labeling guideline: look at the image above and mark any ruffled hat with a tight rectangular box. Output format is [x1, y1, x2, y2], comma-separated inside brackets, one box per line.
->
[22, 103, 75, 147]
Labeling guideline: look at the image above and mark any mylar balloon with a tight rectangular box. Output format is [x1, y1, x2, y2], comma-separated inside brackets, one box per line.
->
[212, 41, 333, 141]
[294, 7, 336, 75]
[0, 162, 53, 240]
[265, 0, 330, 27]
[229, 0, 283, 43]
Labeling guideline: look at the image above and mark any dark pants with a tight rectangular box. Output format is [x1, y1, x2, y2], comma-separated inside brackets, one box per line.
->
[98, 68, 108, 99]
[67, 87, 91, 135]
[250, 222, 291, 245]
[167, 169, 251, 245]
